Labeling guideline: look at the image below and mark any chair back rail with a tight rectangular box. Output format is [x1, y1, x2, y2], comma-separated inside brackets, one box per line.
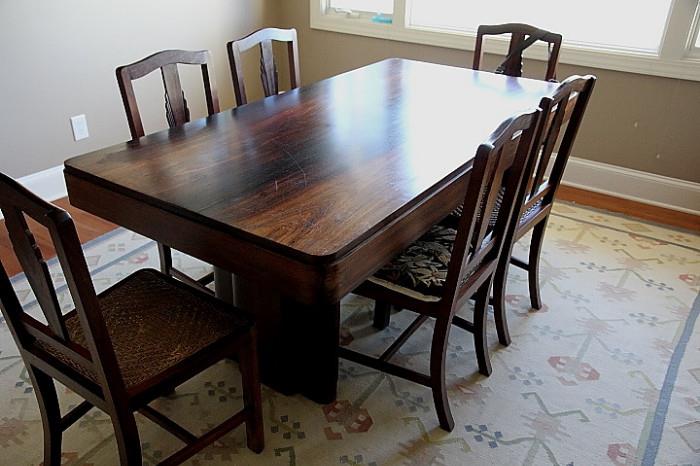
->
[227, 28, 300, 106]
[521, 75, 597, 218]
[116, 49, 220, 139]
[0, 173, 127, 399]
[444, 109, 542, 309]
[473, 23, 562, 81]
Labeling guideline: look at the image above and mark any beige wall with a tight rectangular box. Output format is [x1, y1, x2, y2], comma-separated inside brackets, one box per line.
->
[2, 1, 698, 184]
[0, 0, 277, 178]
[278, 0, 700, 183]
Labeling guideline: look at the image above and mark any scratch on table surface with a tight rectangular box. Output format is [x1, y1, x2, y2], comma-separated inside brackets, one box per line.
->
[278, 144, 308, 186]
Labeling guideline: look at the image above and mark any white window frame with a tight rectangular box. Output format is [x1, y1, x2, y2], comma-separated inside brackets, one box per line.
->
[310, 0, 700, 82]
[689, 3, 700, 58]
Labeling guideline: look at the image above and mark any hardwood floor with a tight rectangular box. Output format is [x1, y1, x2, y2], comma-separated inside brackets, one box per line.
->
[0, 198, 116, 277]
[0, 188, 697, 279]
[557, 186, 700, 232]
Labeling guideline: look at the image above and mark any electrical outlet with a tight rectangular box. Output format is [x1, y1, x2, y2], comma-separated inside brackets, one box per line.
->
[70, 114, 89, 141]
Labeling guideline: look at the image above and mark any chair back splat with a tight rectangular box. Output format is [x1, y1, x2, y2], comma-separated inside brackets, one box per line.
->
[525, 75, 597, 211]
[116, 49, 220, 140]
[473, 23, 562, 81]
[227, 28, 300, 106]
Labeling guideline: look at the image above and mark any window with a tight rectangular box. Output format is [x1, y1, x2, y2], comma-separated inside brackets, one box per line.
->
[408, 0, 673, 53]
[329, 0, 393, 14]
[695, 8, 700, 50]
[310, 0, 700, 81]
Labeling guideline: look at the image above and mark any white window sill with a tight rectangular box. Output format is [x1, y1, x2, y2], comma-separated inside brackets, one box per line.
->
[310, 15, 700, 82]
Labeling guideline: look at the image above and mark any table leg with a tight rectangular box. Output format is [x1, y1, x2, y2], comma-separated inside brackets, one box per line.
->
[285, 299, 340, 404]
[214, 267, 234, 304]
[234, 276, 340, 403]
[234, 276, 296, 395]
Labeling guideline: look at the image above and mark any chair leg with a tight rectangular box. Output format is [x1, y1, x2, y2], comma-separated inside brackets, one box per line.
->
[29, 367, 62, 466]
[528, 219, 548, 310]
[157, 242, 173, 276]
[429, 316, 455, 432]
[492, 253, 512, 347]
[473, 282, 493, 377]
[372, 301, 391, 330]
[238, 334, 264, 453]
[111, 410, 142, 466]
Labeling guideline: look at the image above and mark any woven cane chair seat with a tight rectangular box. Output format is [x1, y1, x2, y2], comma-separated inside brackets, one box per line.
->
[441, 194, 542, 231]
[38, 269, 251, 390]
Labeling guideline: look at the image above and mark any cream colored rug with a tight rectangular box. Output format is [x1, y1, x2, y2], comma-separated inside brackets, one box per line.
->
[1, 203, 699, 465]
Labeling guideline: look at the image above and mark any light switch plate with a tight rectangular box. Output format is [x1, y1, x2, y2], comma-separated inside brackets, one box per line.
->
[70, 114, 89, 141]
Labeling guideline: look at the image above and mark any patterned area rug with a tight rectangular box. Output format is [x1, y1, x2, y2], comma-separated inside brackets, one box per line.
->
[1, 203, 699, 465]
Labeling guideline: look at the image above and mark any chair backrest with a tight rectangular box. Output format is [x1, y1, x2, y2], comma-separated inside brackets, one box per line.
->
[116, 49, 220, 140]
[442, 108, 542, 309]
[519, 75, 597, 221]
[227, 28, 301, 106]
[473, 23, 562, 81]
[0, 173, 126, 400]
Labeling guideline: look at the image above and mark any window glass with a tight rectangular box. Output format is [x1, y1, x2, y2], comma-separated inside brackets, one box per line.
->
[330, 0, 394, 14]
[409, 0, 674, 52]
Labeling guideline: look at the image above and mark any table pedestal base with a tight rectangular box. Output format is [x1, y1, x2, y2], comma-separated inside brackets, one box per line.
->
[215, 270, 339, 404]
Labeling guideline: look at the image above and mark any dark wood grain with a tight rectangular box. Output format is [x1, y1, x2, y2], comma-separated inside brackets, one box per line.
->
[473, 23, 562, 81]
[65, 58, 559, 402]
[68, 59, 558, 263]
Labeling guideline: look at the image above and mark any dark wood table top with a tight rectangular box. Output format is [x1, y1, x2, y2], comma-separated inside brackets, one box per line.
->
[65, 58, 558, 264]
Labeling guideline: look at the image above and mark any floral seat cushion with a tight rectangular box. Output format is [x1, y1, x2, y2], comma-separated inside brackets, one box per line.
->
[370, 225, 457, 301]
[370, 193, 544, 302]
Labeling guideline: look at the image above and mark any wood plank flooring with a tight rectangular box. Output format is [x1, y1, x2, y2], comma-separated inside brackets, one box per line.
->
[0, 188, 696, 279]
[557, 186, 700, 232]
[0, 198, 116, 277]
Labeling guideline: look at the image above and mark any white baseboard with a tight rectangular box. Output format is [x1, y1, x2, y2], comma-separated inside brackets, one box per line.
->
[4, 159, 699, 220]
[0, 165, 67, 220]
[560, 157, 700, 216]
[17, 165, 67, 202]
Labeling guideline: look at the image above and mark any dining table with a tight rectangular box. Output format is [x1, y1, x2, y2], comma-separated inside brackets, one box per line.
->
[64, 58, 559, 404]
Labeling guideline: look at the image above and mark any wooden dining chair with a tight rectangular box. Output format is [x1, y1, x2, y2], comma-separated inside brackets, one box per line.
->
[491, 75, 597, 345]
[227, 28, 300, 106]
[345, 108, 542, 432]
[116, 49, 221, 294]
[0, 173, 264, 465]
[473, 23, 562, 81]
